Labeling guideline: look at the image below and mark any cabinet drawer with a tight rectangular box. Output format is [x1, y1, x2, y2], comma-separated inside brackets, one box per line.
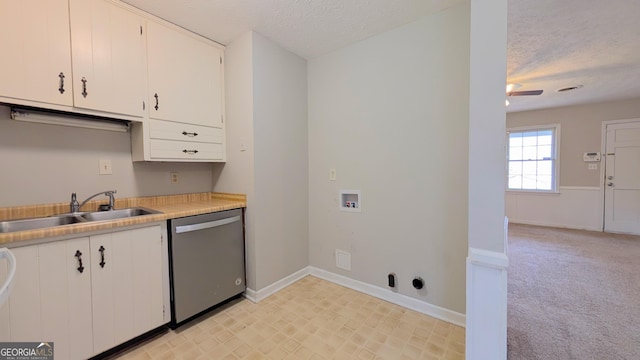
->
[150, 139, 223, 160]
[150, 119, 222, 144]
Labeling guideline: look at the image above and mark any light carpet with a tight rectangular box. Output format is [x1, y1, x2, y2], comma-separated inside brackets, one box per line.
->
[507, 224, 640, 360]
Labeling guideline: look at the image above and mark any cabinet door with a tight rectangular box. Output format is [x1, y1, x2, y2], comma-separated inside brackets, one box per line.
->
[6, 245, 41, 341]
[1, 239, 93, 360]
[0, 0, 73, 106]
[90, 231, 131, 354]
[0, 253, 9, 340]
[90, 225, 163, 354]
[147, 20, 223, 128]
[40, 239, 94, 360]
[70, 0, 145, 117]
[131, 226, 164, 335]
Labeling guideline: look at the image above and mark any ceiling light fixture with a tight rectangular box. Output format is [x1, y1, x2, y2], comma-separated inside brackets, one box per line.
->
[10, 109, 129, 132]
[506, 83, 522, 93]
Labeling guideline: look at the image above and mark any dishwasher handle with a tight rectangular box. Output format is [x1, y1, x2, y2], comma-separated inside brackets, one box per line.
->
[175, 215, 241, 234]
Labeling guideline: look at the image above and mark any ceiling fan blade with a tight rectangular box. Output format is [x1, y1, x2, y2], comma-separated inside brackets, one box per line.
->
[508, 89, 543, 96]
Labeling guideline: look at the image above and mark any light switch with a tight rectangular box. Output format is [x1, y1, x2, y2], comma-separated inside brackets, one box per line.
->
[329, 169, 337, 181]
[99, 159, 112, 175]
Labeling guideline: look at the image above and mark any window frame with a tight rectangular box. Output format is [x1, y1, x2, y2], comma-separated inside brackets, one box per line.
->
[506, 124, 560, 193]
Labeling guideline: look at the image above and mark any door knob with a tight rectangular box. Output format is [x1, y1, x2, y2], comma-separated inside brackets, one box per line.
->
[607, 182, 614, 187]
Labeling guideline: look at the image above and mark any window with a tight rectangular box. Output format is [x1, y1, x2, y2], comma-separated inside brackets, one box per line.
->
[507, 125, 559, 192]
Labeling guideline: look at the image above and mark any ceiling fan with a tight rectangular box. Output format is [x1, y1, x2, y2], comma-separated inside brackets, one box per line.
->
[506, 83, 543, 96]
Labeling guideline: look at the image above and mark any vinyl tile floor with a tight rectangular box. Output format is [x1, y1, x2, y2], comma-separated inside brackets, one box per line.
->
[113, 276, 465, 360]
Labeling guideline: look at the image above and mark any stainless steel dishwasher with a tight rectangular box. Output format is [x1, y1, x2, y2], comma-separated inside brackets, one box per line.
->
[168, 208, 245, 328]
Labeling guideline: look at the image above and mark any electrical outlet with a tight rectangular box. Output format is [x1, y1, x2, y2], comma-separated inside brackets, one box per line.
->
[329, 168, 337, 181]
[99, 159, 112, 175]
[170, 172, 179, 184]
[588, 163, 598, 170]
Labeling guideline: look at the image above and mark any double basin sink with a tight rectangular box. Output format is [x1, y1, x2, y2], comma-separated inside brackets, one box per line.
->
[0, 207, 161, 234]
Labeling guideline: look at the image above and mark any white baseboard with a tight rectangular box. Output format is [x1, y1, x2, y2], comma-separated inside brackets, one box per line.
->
[509, 219, 602, 232]
[508, 219, 602, 232]
[309, 267, 466, 327]
[243, 266, 466, 328]
[466, 247, 508, 360]
[243, 267, 310, 303]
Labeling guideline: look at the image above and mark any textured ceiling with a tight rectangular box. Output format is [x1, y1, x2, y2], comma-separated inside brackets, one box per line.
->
[121, 0, 640, 113]
[120, 0, 462, 59]
[507, 0, 640, 112]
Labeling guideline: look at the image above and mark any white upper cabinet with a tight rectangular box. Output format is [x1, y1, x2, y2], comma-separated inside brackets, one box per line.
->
[146, 20, 223, 128]
[0, 0, 73, 106]
[69, 0, 146, 117]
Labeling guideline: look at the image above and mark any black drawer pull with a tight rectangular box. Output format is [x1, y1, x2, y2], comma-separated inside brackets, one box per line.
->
[81, 77, 88, 98]
[75, 250, 85, 273]
[98, 245, 106, 268]
[182, 149, 199, 155]
[58, 72, 66, 94]
[182, 131, 199, 137]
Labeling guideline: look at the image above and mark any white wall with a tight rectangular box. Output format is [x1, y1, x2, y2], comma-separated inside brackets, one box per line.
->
[308, 4, 470, 314]
[466, 0, 508, 358]
[215, 31, 308, 292]
[506, 187, 602, 231]
[0, 105, 214, 207]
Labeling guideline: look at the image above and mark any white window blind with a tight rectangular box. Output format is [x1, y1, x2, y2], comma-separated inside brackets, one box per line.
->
[507, 125, 559, 191]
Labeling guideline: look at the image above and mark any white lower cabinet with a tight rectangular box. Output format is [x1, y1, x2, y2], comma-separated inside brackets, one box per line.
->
[0, 225, 164, 359]
[90, 226, 164, 354]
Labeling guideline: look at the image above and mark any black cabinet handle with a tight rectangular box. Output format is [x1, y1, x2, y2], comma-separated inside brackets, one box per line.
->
[75, 250, 85, 273]
[182, 149, 199, 155]
[98, 245, 106, 268]
[182, 131, 198, 137]
[58, 72, 65, 94]
[154, 93, 159, 110]
[81, 77, 88, 98]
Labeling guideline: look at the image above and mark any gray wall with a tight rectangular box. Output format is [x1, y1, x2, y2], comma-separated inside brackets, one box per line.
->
[0, 105, 214, 207]
[308, 4, 470, 314]
[214, 31, 309, 292]
[507, 98, 640, 187]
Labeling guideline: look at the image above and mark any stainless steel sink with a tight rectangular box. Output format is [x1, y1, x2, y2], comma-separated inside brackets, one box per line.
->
[0, 207, 161, 233]
[0, 214, 85, 233]
[79, 207, 160, 222]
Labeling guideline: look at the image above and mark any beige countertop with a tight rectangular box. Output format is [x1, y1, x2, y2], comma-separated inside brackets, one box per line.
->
[0, 192, 246, 246]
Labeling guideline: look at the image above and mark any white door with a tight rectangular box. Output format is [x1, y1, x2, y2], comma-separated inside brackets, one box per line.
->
[604, 120, 640, 234]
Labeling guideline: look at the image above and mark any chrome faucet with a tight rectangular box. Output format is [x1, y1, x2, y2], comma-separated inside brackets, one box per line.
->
[70, 190, 117, 213]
